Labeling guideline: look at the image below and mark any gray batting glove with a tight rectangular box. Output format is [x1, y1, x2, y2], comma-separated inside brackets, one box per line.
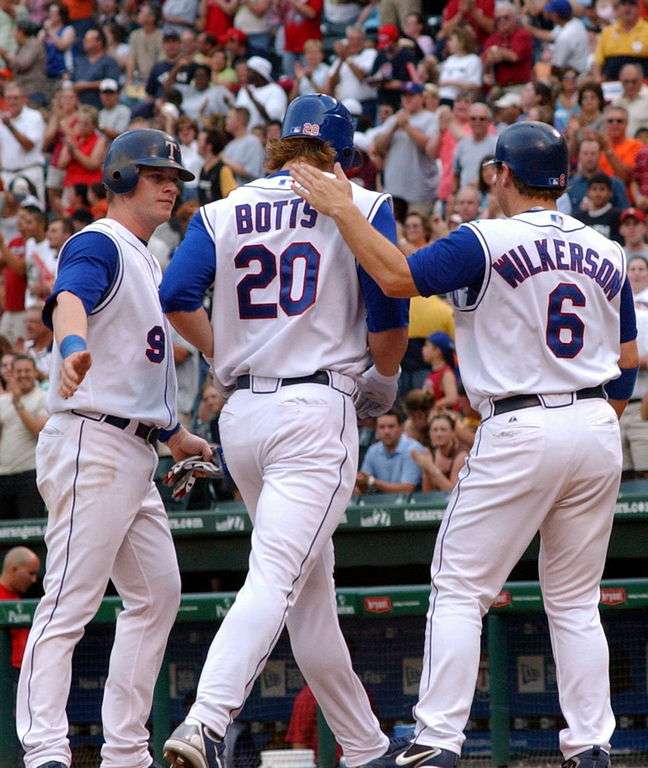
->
[353, 365, 400, 419]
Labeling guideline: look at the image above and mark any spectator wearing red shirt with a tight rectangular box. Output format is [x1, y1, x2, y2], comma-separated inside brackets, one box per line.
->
[482, 2, 533, 89]
[631, 142, 648, 209]
[0, 204, 36, 346]
[0, 546, 41, 673]
[279, 0, 323, 77]
[199, 0, 237, 42]
[439, 0, 495, 48]
[422, 332, 460, 411]
[57, 105, 107, 191]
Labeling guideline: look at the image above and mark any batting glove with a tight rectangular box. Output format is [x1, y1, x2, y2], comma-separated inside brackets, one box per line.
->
[353, 365, 400, 419]
[164, 447, 226, 501]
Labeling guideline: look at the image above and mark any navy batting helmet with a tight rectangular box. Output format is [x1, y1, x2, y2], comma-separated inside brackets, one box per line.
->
[280, 94, 355, 169]
[102, 129, 195, 194]
[490, 121, 568, 190]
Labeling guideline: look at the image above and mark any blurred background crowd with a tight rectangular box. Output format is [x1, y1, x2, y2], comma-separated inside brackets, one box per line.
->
[2, 0, 648, 517]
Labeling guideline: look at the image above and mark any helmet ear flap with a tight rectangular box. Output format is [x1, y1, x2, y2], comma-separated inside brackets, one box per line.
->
[105, 164, 139, 194]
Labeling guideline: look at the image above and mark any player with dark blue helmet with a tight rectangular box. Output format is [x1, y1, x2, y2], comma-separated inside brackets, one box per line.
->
[16, 129, 211, 768]
[291, 121, 638, 768]
[160, 94, 411, 768]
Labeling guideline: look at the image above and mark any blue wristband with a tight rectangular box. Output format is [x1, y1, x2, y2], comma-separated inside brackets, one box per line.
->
[60, 334, 87, 359]
[604, 367, 639, 401]
[159, 422, 181, 442]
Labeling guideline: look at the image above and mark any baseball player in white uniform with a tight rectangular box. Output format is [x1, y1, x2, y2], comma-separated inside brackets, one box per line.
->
[291, 121, 639, 768]
[16, 130, 211, 768]
[157, 94, 410, 768]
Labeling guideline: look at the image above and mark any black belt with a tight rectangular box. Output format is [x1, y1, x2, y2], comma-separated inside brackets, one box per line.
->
[236, 370, 330, 390]
[493, 386, 606, 416]
[72, 410, 159, 445]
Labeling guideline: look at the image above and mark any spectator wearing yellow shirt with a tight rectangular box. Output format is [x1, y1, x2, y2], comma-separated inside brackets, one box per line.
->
[594, 0, 648, 80]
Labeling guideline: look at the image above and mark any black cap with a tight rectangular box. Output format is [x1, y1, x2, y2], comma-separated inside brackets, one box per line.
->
[588, 172, 612, 188]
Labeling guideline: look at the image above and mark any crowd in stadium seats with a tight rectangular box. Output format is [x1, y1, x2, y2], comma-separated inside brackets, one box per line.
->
[3, 0, 648, 517]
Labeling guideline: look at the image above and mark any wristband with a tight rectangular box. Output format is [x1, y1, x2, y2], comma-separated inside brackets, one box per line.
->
[366, 365, 401, 384]
[159, 422, 181, 442]
[60, 334, 87, 359]
[604, 366, 638, 401]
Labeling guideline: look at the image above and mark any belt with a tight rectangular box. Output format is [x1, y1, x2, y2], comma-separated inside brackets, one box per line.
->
[492, 386, 606, 416]
[236, 370, 330, 390]
[2, 163, 44, 173]
[72, 410, 159, 445]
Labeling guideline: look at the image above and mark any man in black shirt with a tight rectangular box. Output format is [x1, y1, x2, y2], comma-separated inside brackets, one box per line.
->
[367, 24, 418, 110]
[574, 172, 623, 243]
[146, 29, 197, 99]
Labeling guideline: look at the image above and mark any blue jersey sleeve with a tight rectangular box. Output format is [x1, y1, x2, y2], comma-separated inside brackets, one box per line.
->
[407, 225, 486, 297]
[620, 277, 637, 343]
[159, 211, 217, 312]
[43, 232, 119, 329]
[358, 199, 409, 332]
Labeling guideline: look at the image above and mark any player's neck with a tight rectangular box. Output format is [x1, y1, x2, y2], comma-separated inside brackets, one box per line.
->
[107, 202, 157, 241]
[506, 194, 557, 217]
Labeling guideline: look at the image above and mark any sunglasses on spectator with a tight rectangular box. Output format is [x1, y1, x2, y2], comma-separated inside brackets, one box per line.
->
[470, 116, 489, 121]
[621, 78, 640, 83]
[606, 117, 626, 123]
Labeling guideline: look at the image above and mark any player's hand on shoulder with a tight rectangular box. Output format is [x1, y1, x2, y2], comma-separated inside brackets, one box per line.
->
[290, 162, 352, 218]
[167, 425, 213, 463]
[59, 350, 92, 399]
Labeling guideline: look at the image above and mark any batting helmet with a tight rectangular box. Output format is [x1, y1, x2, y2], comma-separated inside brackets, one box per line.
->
[490, 121, 569, 190]
[102, 129, 195, 194]
[280, 93, 355, 169]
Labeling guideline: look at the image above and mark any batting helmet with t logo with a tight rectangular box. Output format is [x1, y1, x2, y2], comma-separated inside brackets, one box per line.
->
[102, 129, 195, 194]
[280, 94, 356, 170]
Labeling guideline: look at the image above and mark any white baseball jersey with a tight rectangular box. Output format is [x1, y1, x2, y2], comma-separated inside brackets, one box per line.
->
[451, 209, 625, 413]
[47, 218, 178, 427]
[200, 175, 390, 386]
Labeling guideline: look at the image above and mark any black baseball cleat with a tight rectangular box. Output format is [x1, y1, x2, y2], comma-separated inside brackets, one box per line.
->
[164, 719, 225, 768]
[561, 746, 611, 768]
[36, 763, 68, 768]
[366, 742, 459, 768]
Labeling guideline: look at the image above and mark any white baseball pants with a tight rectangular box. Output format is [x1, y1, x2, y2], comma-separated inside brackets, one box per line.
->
[412, 397, 620, 760]
[16, 412, 181, 768]
[189, 380, 389, 767]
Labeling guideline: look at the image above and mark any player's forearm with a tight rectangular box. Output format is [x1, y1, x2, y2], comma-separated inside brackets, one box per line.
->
[368, 327, 408, 376]
[332, 205, 418, 297]
[52, 291, 88, 343]
[165, 308, 214, 358]
[373, 478, 415, 494]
